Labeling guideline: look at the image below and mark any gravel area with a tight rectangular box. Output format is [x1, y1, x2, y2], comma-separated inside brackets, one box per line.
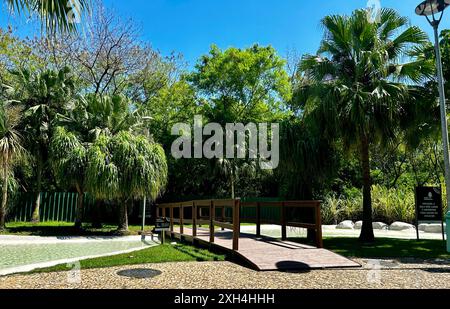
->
[1, 259, 449, 289]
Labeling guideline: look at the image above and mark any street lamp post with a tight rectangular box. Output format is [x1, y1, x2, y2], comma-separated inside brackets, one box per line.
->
[416, 0, 450, 218]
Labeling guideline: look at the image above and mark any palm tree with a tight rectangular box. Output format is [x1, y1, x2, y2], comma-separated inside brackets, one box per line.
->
[0, 85, 24, 231]
[86, 132, 168, 233]
[69, 94, 145, 140]
[14, 67, 76, 222]
[300, 9, 433, 242]
[51, 93, 160, 230]
[5, 0, 90, 33]
[213, 158, 258, 199]
[50, 126, 86, 229]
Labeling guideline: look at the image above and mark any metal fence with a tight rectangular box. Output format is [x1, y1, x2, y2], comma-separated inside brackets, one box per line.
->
[240, 197, 282, 222]
[6, 192, 96, 222]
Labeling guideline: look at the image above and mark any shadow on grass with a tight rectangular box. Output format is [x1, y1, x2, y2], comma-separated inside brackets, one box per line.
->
[170, 241, 225, 262]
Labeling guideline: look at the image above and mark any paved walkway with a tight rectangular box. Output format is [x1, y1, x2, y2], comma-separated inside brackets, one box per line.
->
[1, 259, 449, 289]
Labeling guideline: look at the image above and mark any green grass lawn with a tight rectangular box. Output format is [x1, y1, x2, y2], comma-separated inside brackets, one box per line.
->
[323, 237, 450, 260]
[28, 243, 226, 274]
[1, 222, 152, 236]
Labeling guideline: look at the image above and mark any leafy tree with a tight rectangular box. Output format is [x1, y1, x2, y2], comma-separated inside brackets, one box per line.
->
[145, 80, 200, 145]
[300, 9, 433, 242]
[189, 44, 291, 124]
[188, 44, 291, 198]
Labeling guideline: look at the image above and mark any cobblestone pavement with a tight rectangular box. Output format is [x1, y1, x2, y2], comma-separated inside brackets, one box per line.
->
[0, 258, 449, 289]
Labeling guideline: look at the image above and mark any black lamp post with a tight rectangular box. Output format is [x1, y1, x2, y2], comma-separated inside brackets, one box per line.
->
[416, 0, 450, 214]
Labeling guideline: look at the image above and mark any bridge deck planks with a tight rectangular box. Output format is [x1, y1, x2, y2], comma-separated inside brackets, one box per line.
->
[168, 227, 360, 271]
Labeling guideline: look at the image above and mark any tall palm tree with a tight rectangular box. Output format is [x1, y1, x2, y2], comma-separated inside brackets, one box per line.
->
[14, 67, 76, 222]
[300, 9, 433, 242]
[0, 86, 24, 231]
[5, 0, 90, 33]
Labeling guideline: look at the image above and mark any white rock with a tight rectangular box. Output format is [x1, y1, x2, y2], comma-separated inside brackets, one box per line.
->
[372, 222, 388, 230]
[418, 223, 428, 232]
[423, 223, 446, 234]
[354, 221, 363, 229]
[336, 220, 354, 230]
[389, 222, 416, 231]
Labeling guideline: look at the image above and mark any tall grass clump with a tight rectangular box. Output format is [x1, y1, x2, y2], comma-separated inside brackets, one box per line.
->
[321, 185, 417, 224]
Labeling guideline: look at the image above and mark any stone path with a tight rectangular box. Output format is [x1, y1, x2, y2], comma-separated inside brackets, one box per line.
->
[1, 259, 449, 289]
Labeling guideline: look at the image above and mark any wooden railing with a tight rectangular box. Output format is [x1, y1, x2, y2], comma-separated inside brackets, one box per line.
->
[157, 199, 323, 250]
[240, 200, 323, 248]
[157, 199, 241, 250]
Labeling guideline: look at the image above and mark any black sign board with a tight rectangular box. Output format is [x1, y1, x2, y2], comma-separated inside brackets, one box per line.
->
[154, 217, 170, 232]
[415, 187, 443, 222]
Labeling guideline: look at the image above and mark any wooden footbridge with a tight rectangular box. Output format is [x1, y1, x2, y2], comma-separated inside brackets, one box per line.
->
[157, 199, 360, 271]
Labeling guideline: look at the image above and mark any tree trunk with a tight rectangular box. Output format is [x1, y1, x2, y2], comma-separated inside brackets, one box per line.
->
[31, 156, 43, 223]
[118, 199, 129, 232]
[74, 184, 84, 230]
[0, 161, 8, 231]
[359, 134, 375, 243]
[91, 200, 103, 229]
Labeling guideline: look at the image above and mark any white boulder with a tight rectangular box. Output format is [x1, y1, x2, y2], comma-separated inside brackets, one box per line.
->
[418, 223, 428, 232]
[372, 222, 389, 230]
[423, 223, 446, 234]
[389, 222, 416, 231]
[354, 221, 388, 230]
[336, 220, 354, 230]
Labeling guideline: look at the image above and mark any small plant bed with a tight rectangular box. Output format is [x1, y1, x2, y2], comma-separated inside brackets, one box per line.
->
[322, 237, 450, 260]
[1, 222, 153, 236]
[25, 243, 226, 275]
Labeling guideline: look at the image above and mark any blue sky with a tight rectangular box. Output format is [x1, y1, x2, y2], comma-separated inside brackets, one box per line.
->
[2, 0, 450, 66]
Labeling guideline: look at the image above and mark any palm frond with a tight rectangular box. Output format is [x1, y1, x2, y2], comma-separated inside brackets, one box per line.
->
[5, 0, 91, 33]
